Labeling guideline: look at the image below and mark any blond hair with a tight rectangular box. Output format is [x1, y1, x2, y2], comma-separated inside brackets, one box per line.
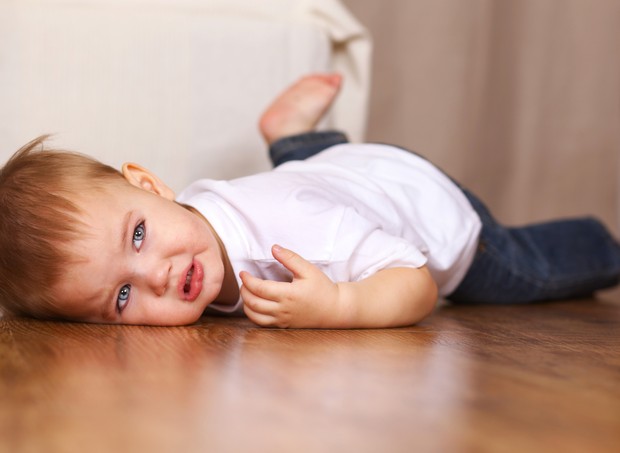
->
[0, 136, 124, 318]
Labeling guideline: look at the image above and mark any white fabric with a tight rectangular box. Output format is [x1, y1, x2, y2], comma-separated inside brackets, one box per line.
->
[0, 0, 370, 192]
[177, 143, 482, 314]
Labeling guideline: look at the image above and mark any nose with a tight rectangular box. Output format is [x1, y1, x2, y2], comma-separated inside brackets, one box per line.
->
[142, 260, 171, 297]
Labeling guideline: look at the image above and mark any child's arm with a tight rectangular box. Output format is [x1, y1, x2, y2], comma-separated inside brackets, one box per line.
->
[239, 245, 438, 329]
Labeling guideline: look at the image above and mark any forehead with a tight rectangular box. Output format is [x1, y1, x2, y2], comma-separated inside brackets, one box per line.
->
[50, 182, 134, 320]
[50, 221, 117, 321]
[69, 179, 165, 240]
[51, 267, 109, 321]
[70, 177, 131, 210]
[65, 179, 147, 261]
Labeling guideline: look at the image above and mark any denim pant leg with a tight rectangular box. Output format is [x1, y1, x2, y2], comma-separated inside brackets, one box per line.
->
[269, 131, 349, 167]
[448, 189, 620, 303]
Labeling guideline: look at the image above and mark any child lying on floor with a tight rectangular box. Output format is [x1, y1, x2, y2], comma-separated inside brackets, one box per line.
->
[1, 74, 619, 328]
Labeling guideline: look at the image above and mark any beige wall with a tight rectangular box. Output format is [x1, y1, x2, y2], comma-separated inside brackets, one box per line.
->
[342, 0, 620, 233]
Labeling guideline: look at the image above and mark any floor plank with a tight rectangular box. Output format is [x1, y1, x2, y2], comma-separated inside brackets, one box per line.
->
[1, 294, 619, 453]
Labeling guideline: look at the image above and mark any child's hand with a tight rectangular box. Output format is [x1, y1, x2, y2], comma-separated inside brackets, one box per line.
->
[240, 245, 438, 329]
[239, 245, 343, 328]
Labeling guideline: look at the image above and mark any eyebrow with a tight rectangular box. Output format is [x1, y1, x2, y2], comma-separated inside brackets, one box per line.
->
[100, 274, 118, 322]
[100, 292, 116, 322]
[120, 210, 134, 251]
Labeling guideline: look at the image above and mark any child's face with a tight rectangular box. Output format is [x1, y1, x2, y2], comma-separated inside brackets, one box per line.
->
[52, 166, 227, 325]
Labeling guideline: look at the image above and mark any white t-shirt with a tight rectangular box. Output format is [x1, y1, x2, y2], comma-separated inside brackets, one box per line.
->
[176, 143, 482, 314]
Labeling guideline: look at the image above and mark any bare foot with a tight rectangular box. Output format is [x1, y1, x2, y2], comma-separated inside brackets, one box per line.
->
[259, 73, 342, 145]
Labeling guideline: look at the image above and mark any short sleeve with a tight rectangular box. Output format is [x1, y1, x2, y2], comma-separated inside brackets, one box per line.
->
[346, 229, 428, 281]
[328, 208, 428, 282]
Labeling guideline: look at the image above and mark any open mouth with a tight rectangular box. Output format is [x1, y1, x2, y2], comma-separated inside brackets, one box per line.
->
[183, 266, 194, 295]
[179, 260, 204, 302]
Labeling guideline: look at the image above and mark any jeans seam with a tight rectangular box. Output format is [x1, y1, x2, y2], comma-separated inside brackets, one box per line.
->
[479, 234, 551, 289]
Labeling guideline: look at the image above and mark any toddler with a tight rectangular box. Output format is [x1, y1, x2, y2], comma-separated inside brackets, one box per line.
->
[1, 74, 619, 328]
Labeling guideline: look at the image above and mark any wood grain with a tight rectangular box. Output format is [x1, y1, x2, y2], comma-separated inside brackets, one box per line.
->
[1, 295, 619, 453]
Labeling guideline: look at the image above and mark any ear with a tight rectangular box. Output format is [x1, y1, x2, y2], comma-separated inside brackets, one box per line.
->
[121, 162, 176, 200]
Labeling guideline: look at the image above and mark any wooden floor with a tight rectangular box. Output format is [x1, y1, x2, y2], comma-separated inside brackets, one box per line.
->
[1, 293, 619, 453]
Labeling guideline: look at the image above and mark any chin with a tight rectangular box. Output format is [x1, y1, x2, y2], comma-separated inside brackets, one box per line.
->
[160, 310, 202, 327]
[186, 309, 205, 325]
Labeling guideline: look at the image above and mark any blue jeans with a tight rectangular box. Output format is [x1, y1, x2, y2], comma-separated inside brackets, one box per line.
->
[269, 131, 349, 167]
[269, 131, 620, 303]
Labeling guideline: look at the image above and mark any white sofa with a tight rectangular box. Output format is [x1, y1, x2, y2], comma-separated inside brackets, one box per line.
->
[0, 0, 370, 192]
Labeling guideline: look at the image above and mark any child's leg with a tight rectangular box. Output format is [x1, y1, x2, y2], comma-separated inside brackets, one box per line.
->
[269, 130, 349, 167]
[448, 189, 620, 303]
[259, 73, 342, 145]
[259, 73, 349, 167]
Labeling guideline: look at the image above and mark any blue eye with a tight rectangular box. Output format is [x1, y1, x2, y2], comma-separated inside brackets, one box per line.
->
[117, 284, 131, 313]
[133, 222, 146, 250]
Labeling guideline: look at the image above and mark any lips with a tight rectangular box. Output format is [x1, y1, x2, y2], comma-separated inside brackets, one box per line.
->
[178, 259, 204, 301]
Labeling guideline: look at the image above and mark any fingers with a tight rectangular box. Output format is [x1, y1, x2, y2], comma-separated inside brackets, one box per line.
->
[243, 305, 279, 327]
[240, 271, 292, 328]
[238, 246, 317, 329]
[271, 244, 315, 279]
[240, 270, 290, 302]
